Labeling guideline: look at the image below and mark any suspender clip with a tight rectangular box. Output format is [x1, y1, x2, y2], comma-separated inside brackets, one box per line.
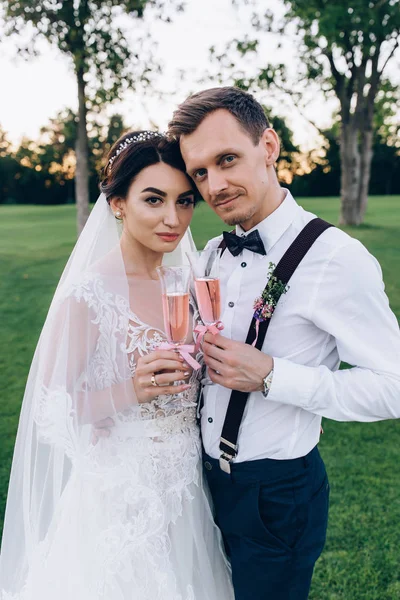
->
[219, 437, 238, 473]
[219, 453, 233, 474]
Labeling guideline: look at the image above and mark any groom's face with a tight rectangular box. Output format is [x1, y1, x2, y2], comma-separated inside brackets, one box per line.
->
[180, 109, 277, 230]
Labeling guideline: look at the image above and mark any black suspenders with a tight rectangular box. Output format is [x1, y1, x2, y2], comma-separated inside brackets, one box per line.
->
[217, 218, 333, 473]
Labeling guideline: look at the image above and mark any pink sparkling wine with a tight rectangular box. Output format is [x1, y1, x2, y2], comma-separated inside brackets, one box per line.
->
[194, 278, 221, 325]
[162, 292, 190, 345]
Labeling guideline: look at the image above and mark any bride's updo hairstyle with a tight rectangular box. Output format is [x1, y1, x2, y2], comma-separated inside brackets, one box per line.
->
[100, 130, 199, 204]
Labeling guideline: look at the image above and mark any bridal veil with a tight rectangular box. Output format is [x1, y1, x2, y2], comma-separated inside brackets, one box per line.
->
[0, 193, 198, 598]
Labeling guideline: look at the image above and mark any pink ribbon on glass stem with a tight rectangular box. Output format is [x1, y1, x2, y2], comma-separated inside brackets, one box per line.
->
[194, 321, 224, 354]
[157, 342, 201, 370]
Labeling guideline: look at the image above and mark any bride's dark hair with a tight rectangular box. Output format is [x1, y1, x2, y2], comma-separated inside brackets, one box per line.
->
[100, 130, 199, 204]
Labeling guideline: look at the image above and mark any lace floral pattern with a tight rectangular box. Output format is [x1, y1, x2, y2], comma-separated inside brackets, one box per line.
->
[24, 272, 214, 600]
[34, 385, 79, 460]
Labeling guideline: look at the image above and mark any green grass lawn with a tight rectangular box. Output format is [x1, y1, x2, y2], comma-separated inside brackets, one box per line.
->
[1, 196, 400, 599]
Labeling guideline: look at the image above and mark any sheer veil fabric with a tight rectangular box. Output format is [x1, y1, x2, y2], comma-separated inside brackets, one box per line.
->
[0, 194, 233, 600]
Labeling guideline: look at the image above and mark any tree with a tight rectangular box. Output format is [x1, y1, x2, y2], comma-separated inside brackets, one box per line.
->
[363, 78, 400, 195]
[0, 112, 128, 205]
[1, 0, 183, 233]
[0, 127, 19, 205]
[268, 112, 301, 184]
[211, 0, 400, 225]
[290, 127, 342, 198]
[290, 83, 400, 198]
[37, 108, 127, 199]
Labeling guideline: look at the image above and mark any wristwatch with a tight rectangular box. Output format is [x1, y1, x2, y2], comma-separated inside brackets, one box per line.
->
[262, 368, 274, 398]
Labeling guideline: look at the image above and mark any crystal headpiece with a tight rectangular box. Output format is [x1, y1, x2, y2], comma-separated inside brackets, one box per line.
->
[107, 130, 163, 172]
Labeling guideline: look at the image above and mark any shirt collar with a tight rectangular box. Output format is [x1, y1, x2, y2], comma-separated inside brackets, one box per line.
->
[235, 189, 299, 254]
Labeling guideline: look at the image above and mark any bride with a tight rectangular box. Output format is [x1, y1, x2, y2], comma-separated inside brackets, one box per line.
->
[0, 131, 234, 599]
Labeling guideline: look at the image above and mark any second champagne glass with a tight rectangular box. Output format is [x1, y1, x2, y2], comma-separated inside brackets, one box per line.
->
[187, 249, 222, 328]
[187, 249, 222, 386]
[156, 265, 191, 346]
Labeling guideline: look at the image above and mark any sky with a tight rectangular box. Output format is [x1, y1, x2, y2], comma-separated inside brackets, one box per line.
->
[0, 0, 398, 151]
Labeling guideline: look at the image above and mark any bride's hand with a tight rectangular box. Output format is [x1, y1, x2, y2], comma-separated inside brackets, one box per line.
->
[133, 350, 192, 404]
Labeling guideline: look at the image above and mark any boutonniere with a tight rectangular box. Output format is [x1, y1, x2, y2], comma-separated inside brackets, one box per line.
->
[252, 262, 289, 345]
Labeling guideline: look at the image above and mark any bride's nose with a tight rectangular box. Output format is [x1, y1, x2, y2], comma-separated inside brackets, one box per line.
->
[163, 204, 180, 228]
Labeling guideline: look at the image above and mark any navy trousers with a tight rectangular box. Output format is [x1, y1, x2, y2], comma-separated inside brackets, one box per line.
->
[204, 446, 329, 600]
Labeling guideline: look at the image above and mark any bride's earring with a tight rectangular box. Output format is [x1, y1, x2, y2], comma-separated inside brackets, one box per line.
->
[114, 210, 123, 220]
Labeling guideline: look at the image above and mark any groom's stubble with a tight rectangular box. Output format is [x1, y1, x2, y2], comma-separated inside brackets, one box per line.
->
[218, 198, 261, 228]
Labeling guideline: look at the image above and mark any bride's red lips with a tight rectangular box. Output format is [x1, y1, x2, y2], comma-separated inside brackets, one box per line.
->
[156, 233, 180, 241]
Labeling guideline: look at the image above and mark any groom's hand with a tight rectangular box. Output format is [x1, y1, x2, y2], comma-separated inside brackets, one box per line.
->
[203, 333, 273, 392]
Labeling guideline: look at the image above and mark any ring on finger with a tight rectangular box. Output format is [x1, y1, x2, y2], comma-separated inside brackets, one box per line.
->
[151, 374, 159, 387]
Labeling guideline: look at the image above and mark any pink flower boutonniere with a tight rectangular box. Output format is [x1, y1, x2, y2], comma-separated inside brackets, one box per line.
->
[252, 262, 289, 345]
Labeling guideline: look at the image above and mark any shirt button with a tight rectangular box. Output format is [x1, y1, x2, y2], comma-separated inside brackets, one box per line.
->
[204, 461, 212, 471]
[241, 262, 247, 268]
[208, 417, 213, 423]
[228, 301, 235, 308]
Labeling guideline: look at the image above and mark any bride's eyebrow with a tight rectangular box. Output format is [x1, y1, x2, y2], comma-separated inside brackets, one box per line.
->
[177, 190, 195, 199]
[141, 187, 167, 197]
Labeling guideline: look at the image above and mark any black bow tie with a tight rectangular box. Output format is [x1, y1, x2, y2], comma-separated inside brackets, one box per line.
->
[223, 230, 267, 257]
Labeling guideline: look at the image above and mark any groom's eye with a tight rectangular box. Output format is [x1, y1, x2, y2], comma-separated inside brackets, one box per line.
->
[222, 155, 236, 165]
[193, 169, 207, 181]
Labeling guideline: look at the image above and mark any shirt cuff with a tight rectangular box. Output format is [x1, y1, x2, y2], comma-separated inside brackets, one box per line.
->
[267, 357, 319, 409]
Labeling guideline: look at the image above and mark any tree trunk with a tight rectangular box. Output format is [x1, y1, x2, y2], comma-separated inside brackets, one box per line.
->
[339, 122, 363, 226]
[358, 127, 373, 221]
[339, 116, 375, 226]
[75, 67, 90, 236]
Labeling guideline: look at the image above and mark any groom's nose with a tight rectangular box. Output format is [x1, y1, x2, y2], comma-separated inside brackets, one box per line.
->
[207, 169, 229, 198]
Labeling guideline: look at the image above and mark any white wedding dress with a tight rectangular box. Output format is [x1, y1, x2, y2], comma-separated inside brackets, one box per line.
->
[1, 273, 233, 600]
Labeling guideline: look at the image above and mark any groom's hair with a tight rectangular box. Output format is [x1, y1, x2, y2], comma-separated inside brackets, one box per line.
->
[168, 87, 270, 145]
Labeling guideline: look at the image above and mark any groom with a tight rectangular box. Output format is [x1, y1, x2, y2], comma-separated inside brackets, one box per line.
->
[168, 87, 400, 599]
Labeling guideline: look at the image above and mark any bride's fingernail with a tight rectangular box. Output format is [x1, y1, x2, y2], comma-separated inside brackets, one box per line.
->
[184, 371, 190, 377]
[182, 384, 191, 390]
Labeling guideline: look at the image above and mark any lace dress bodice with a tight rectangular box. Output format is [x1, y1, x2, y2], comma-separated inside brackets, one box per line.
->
[34, 272, 202, 455]
[112, 277, 201, 432]
[112, 301, 201, 441]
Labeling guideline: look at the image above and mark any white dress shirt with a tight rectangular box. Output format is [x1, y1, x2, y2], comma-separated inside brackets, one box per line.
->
[201, 190, 400, 462]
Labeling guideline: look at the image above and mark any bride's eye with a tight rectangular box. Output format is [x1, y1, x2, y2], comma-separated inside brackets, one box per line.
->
[177, 197, 195, 207]
[145, 197, 163, 206]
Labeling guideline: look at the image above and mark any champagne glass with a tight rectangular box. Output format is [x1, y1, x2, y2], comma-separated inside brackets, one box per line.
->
[156, 266, 191, 346]
[186, 249, 222, 385]
[186, 249, 222, 327]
